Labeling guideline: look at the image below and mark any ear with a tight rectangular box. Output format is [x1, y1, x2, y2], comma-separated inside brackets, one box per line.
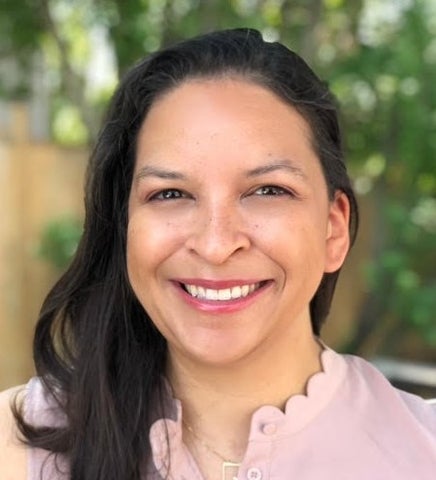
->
[325, 191, 351, 273]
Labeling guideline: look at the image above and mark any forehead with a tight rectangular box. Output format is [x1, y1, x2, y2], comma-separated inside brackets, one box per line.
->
[135, 77, 322, 179]
[143, 76, 312, 133]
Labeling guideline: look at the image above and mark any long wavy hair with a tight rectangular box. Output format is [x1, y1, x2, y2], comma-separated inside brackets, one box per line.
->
[15, 28, 358, 479]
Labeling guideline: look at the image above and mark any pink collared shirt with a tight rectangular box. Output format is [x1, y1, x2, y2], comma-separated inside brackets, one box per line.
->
[26, 349, 436, 479]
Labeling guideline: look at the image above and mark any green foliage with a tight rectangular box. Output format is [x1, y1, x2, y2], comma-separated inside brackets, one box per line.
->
[0, 0, 45, 97]
[324, 0, 436, 354]
[37, 217, 83, 270]
[52, 100, 89, 146]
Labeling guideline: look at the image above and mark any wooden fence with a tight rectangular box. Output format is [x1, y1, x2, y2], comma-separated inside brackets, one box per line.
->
[0, 102, 87, 389]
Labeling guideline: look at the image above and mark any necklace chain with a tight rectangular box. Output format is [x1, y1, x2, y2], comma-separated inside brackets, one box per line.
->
[183, 419, 241, 479]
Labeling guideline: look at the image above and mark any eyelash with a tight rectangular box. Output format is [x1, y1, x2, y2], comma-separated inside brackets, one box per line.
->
[148, 189, 188, 201]
[147, 185, 295, 202]
[251, 185, 293, 197]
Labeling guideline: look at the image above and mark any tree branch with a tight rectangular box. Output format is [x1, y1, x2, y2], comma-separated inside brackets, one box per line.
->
[39, 0, 101, 142]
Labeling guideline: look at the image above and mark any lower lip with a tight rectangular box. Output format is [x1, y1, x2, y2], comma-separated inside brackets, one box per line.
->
[173, 281, 272, 314]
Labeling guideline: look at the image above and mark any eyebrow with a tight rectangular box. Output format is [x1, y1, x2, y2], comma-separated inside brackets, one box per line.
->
[246, 160, 307, 179]
[134, 159, 307, 182]
[134, 165, 187, 182]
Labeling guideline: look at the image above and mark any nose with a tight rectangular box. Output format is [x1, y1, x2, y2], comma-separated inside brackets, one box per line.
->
[185, 202, 251, 265]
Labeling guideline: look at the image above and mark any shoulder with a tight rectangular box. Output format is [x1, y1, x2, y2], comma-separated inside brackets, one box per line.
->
[341, 353, 436, 432]
[0, 385, 28, 480]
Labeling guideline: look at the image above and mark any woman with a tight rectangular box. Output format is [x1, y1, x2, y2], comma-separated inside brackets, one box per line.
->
[0, 28, 435, 480]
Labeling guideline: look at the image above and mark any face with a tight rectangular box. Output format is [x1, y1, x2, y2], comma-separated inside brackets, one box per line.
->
[127, 78, 350, 367]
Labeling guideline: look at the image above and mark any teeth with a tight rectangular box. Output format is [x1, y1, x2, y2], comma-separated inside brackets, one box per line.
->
[218, 289, 231, 300]
[231, 286, 241, 298]
[206, 288, 218, 300]
[184, 283, 261, 301]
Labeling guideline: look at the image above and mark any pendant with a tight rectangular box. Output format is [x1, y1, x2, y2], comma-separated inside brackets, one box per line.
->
[222, 461, 240, 480]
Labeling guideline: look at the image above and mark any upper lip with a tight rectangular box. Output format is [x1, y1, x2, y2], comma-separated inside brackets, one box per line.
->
[173, 278, 268, 289]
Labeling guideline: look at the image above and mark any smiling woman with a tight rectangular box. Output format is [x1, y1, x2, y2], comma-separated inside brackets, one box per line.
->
[127, 78, 348, 366]
[0, 28, 435, 480]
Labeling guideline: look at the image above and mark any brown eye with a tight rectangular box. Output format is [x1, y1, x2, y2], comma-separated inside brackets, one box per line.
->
[149, 189, 186, 201]
[254, 185, 289, 196]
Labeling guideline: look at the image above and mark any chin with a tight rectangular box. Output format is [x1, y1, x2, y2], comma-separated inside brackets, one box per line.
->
[175, 336, 255, 367]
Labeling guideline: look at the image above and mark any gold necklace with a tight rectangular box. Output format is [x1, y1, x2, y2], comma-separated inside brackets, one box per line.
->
[183, 420, 241, 480]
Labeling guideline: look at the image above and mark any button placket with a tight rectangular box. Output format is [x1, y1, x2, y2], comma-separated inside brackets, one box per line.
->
[261, 423, 277, 436]
[246, 467, 263, 479]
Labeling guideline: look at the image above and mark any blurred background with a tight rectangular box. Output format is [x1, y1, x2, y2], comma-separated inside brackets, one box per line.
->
[1, 0, 435, 395]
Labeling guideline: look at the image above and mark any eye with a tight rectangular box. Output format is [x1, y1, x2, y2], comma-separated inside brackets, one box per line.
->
[252, 185, 291, 196]
[149, 189, 187, 201]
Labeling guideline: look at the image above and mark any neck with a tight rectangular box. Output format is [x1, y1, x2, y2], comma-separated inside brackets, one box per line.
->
[167, 323, 323, 461]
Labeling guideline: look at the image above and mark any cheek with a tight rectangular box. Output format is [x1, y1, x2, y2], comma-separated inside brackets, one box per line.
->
[255, 212, 326, 252]
[126, 224, 144, 289]
[256, 212, 330, 287]
[126, 219, 157, 279]
[126, 215, 184, 279]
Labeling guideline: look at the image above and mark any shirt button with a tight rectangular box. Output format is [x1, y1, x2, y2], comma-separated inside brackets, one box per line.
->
[247, 467, 262, 479]
[262, 423, 277, 435]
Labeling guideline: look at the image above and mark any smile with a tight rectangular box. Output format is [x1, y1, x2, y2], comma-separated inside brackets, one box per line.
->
[183, 282, 261, 301]
[174, 279, 272, 314]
